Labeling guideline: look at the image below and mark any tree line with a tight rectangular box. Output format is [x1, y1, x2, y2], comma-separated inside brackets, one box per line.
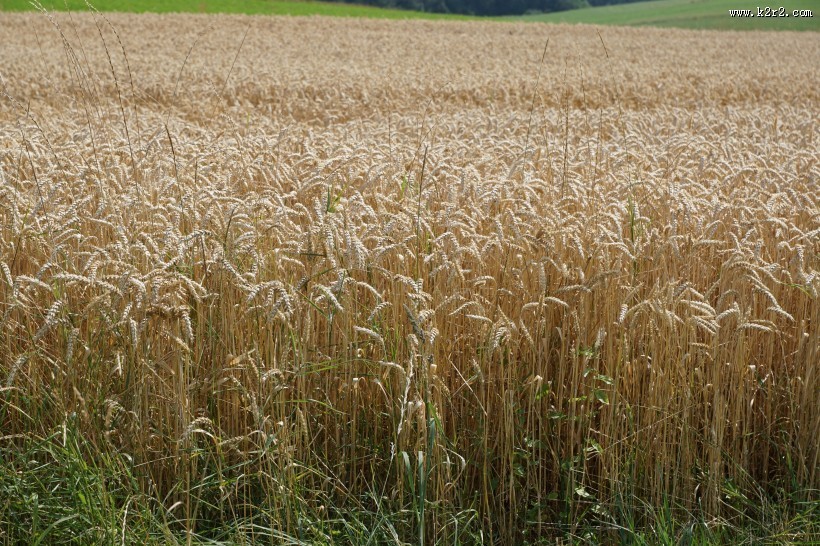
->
[326, 0, 651, 16]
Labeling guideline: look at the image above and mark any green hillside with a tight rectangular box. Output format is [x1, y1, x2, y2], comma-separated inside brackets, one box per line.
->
[2, 0, 817, 30]
[0, 0, 472, 19]
[515, 0, 819, 31]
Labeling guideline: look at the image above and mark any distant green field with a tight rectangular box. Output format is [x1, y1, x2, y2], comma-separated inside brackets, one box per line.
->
[514, 0, 819, 31]
[2, 0, 817, 29]
[0, 0, 472, 19]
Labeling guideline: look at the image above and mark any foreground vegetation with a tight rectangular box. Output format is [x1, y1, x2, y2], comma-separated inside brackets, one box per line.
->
[1, 11, 818, 545]
[517, 0, 820, 31]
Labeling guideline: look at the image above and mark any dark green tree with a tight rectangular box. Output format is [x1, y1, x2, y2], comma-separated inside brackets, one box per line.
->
[329, 0, 652, 15]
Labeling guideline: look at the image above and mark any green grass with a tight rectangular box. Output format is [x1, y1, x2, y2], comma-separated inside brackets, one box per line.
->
[513, 0, 819, 31]
[0, 0, 474, 19]
[3, 424, 816, 545]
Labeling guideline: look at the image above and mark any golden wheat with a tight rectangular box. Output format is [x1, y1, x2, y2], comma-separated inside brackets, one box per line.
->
[0, 10, 817, 542]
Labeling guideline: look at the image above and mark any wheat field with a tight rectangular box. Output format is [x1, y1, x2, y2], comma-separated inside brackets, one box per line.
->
[0, 11, 818, 545]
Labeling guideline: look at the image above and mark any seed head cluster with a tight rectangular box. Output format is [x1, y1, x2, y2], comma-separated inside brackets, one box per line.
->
[0, 12, 817, 541]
